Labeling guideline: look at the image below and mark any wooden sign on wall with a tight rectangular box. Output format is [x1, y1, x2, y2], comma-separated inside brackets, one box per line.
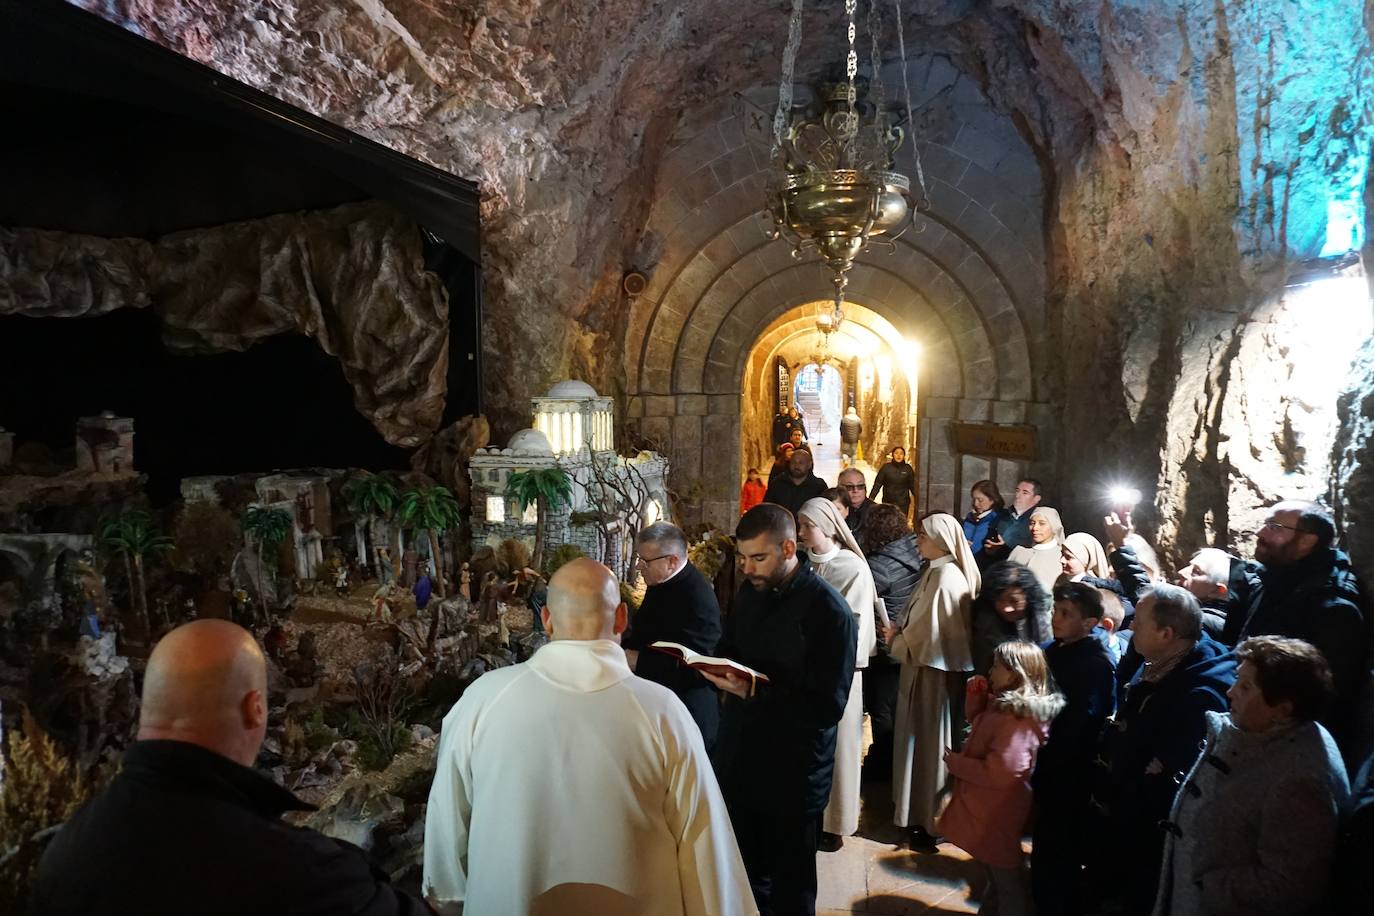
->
[951, 423, 1039, 461]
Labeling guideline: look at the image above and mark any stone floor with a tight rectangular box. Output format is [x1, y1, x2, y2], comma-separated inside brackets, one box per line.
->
[808, 438, 874, 488]
[815, 776, 986, 914]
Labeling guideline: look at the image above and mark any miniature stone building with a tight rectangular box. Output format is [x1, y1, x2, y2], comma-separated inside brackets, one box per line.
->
[254, 474, 333, 580]
[74, 412, 135, 476]
[469, 381, 668, 576]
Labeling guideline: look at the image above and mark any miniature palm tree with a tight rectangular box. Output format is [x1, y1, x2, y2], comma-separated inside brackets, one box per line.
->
[98, 509, 172, 636]
[240, 506, 294, 614]
[397, 485, 462, 599]
[505, 468, 573, 573]
[342, 473, 399, 574]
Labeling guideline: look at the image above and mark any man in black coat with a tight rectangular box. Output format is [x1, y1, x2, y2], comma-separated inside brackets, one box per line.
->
[1089, 585, 1236, 916]
[1241, 501, 1367, 751]
[1174, 546, 1261, 644]
[703, 504, 856, 916]
[772, 409, 791, 448]
[764, 447, 827, 519]
[983, 478, 1043, 559]
[35, 619, 427, 916]
[869, 446, 916, 516]
[621, 521, 722, 748]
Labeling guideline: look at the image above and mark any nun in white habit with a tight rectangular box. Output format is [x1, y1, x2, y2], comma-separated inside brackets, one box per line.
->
[1007, 506, 1065, 595]
[887, 512, 980, 846]
[797, 497, 886, 844]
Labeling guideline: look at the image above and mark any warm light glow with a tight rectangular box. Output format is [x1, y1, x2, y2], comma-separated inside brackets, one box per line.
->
[485, 495, 506, 523]
[874, 353, 894, 399]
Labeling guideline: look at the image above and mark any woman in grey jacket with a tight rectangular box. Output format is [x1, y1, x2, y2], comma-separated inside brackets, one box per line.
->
[1153, 635, 1350, 916]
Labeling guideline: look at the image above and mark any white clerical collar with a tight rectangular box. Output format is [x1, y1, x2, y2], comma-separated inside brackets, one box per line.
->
[1032, 541, 1059, 551]
[928, 555, 954, 568]
[808, 543, 842, 564]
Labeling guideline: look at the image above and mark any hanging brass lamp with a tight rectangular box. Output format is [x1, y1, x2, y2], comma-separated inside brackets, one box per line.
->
[763, 0, 930, 325]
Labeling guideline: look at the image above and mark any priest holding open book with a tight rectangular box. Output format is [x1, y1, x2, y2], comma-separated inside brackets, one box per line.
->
[702, 503, 857, 916]
[621, 522, 724, 748]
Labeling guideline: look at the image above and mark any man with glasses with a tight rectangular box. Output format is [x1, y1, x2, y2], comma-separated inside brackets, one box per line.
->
[836, 467, 873, 541]
[1240, 500, 1366, 751]
[621, 522, 724, 748]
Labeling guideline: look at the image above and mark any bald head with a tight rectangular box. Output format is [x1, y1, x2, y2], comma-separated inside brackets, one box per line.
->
[543, 558, 627, 642]
[138, 619, 268, 767]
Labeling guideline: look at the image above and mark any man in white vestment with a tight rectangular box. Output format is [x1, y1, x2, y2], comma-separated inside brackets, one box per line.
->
[422, 557, 756, 916]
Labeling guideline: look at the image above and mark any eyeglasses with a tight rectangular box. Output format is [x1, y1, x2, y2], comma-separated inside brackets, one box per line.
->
[842, 483, 867, 491]
[1263, 521, 1306, 533]
[635, 553, 673, 566]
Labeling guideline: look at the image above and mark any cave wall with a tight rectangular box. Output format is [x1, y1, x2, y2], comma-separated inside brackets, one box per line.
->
[1, 201, 449, 446]
[65, 1, 1374, 572]
[996, 1, 1374, 575]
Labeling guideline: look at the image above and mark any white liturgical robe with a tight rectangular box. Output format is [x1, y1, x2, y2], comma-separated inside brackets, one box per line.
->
[422, 639, 756, 916]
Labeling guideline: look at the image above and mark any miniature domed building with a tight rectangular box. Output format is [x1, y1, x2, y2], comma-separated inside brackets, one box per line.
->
[531, 379, 613, 455]
[545, 379, 598, 399]
[507, 428, 554, 455]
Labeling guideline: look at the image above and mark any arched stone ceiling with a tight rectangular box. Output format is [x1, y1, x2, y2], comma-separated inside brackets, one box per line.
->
[626, 55, 1043, 411]
[743, 304, 919, 405]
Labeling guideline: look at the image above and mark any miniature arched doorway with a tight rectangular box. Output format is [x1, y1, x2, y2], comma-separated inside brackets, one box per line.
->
[742, 301, 920, 496]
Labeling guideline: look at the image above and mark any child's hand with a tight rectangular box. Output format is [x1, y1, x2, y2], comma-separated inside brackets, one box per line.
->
[966, 675, 989, 697]
[942, 746, 957, 765]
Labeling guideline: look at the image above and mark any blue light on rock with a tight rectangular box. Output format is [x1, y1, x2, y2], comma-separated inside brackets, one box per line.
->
[1322, 196, 1366, 258]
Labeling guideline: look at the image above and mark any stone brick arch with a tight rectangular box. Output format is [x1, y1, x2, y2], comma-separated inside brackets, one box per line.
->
[705, 263, 977, 400]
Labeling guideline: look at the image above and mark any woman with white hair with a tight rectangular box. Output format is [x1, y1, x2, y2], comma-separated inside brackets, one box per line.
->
[886, 512, 981, 850]
[1008, 506, 1066, 594]
[797, 497, 885, 851]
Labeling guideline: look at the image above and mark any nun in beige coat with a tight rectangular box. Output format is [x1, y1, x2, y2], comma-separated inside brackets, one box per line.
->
[1007, 506, 1065, 595]
[797, 497, 886, 840]
[888, 513, 981, 842]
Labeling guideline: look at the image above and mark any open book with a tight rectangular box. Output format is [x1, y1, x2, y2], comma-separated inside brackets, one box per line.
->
[650, 641, 770, 683]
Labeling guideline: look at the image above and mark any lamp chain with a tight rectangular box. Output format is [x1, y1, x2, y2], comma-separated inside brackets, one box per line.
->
[868, 0, 886, 159]
[892, 0, 928, 203]
[771, 0, 807, 164]
[844, 0, 858, 164]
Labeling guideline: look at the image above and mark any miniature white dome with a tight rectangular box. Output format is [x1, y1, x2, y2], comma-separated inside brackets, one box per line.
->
[507, 428, 554, 454]
[545, 379, 598, 398]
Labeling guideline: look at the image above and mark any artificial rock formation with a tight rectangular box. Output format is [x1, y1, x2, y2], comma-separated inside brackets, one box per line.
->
[1, 201, 448, 446]
[74, 2, 1374, 577]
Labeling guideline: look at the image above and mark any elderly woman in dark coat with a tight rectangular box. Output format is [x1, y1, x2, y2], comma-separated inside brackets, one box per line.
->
[860, 504, 923, 779]
[968, 561, 1051, 678]
[1153, 635, 1349, 916]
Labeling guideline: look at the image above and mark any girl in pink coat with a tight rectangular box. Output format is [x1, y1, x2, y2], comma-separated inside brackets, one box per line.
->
[939, 640, 1064, 916]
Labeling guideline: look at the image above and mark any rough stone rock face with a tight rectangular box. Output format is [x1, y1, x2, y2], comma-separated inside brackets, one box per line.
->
[69, 1, 1374, 579]
[1, 201, 448, 446]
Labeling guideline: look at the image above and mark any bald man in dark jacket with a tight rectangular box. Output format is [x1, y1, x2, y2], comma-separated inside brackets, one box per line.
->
[36, 620, 427, 916]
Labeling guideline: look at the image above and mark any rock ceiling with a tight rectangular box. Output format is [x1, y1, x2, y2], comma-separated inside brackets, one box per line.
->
[66, 0, 1374, 567]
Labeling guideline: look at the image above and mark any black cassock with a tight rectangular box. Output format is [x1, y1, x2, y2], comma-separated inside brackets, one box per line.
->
[622, 561, 724, 749]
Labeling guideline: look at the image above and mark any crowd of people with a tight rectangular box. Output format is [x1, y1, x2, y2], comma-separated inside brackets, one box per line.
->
[31, 442, 1374, 916]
